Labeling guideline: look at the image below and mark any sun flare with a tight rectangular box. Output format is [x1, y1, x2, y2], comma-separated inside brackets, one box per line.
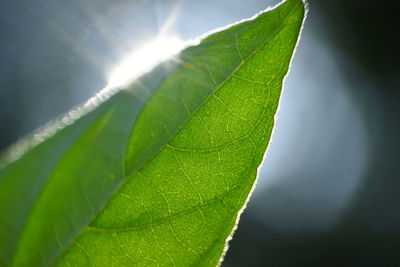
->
[107, 36, 186, 89]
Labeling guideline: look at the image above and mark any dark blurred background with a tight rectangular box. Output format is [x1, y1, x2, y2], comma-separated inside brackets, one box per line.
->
[0, 0, 399, 266]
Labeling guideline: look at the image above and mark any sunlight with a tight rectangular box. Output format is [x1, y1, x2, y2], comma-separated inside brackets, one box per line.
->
[107, 36, 186, 89]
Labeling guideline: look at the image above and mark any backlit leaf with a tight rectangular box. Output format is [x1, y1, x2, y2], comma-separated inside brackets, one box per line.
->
[0, 0, 304, 266]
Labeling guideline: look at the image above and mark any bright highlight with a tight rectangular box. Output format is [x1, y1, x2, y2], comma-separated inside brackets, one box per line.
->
[107, 36, 186, 89]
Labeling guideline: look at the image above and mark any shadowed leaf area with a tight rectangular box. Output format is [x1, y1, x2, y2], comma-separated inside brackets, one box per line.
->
[0, 0, 304, 266]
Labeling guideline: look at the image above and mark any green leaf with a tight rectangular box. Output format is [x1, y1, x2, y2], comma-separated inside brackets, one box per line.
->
[0, 0, 304, 266]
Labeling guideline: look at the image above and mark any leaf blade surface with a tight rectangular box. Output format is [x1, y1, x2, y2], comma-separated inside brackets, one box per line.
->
[0, 0, 304, 266]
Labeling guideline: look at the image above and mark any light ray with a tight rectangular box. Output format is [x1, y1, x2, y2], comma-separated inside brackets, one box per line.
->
[106, 36, 186, 89]
[106, 3, 187, 90]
